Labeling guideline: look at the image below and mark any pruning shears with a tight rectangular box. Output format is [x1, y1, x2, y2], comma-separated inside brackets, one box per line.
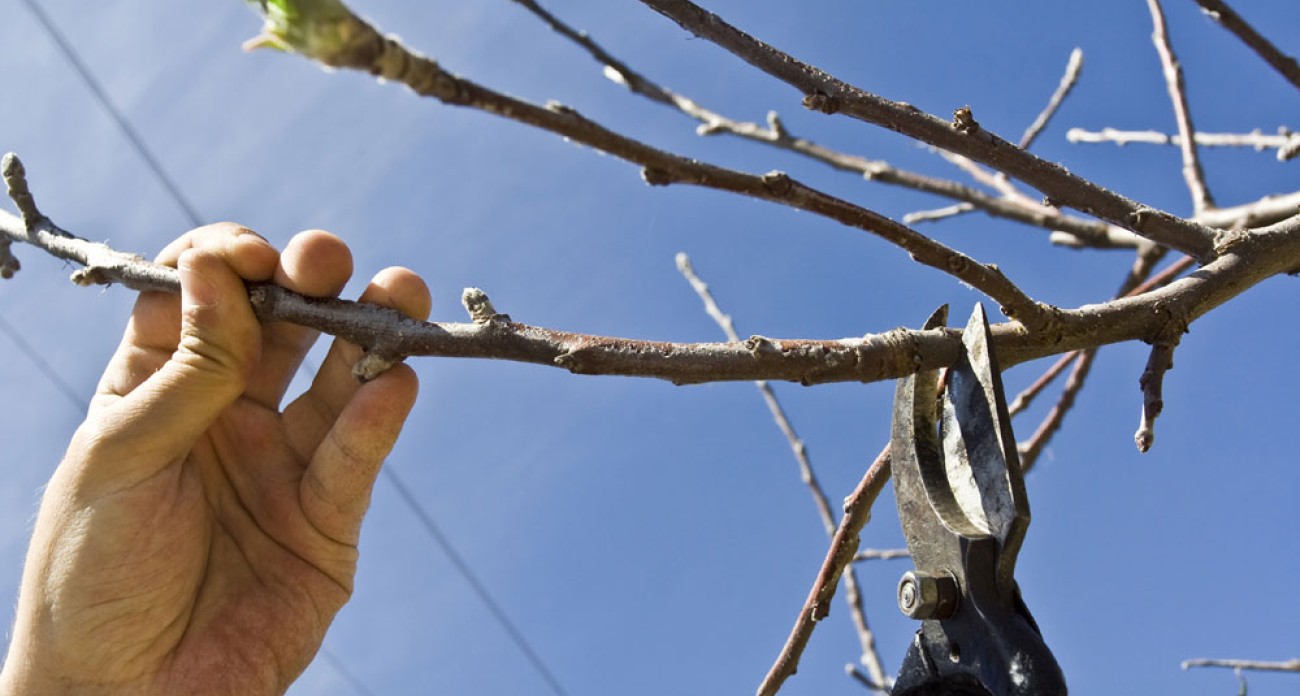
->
[889, 304, 1066, 696]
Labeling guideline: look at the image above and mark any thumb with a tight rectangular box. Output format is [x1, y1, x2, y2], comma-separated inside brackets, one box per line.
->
[104, 249, 264, 471]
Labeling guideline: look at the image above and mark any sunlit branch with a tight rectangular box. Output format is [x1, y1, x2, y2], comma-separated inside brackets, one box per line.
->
[508, 1, 1131, 256]
[1182, 657, 1300, 673]
[1135, 337, 1178, 453]
[6, 170, 1299, 391]
[1189, 0, 1300, 92]
[638, 0, 1220, 261]
[1147, 0, 1216, 214]
[675, 253, 889, 687]
[759, 446, 891, 696]
[1019, 48, 1085, 149]
[908, 48, 1084, 226]
[1067, 127, 1300, 162]
[852, 548, 909, 562]
[241, 5, 1054, 331]
[1018, 350, 1095, 473]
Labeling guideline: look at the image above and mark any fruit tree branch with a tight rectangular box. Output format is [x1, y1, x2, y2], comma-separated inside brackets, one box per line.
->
[636, 0, 1221, 261]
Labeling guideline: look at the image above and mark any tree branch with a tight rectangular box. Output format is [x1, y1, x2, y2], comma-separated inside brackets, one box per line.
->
[852, 548, 909, 562]
[637, 0, 1221, 261]
[1147, 0, 1216, 214]
[1018, 350, 1096, 472]
[5, 163, 1299, 389]
[909, 47, 1083, 226]
[1183, 657, 1300, 673]
[758, 446, 891, 696]
[1189, 0, 1300, 92]
[1067, 127, 1300, 162]
[1135, 335, 1179, 452]
[241, 4, 1053, 331]
[676, 253, 888, 687]
[510, 2, 1129, 256]
[1019, 47, 1085, 150]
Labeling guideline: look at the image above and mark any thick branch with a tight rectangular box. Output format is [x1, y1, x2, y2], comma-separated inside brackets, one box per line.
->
[1190, 0, 1300, 92]
[637, 0, 1220, 261]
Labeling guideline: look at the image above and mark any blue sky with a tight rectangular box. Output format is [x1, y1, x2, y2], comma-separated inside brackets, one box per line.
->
[1, 1, 1298, 694]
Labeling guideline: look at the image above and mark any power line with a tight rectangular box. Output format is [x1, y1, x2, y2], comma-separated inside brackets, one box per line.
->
[13, 2, 567, 694]
[0, 312, 88, 413]
[17, 0, 203, 227]
[383, 466, 570, 696]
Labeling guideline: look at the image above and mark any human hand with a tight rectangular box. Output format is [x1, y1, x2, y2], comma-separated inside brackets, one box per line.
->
[0, 224, 430, 695]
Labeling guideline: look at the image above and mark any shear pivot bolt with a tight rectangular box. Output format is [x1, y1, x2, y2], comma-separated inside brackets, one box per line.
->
[898, 571, 959, 620]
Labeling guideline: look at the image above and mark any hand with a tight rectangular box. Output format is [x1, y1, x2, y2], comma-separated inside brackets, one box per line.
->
[0, 224, 430, 695]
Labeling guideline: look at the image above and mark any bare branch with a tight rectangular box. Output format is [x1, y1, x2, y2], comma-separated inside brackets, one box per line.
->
[844, 664, 888, 693]
[1135, 336, 1179, 453]
[1067, 127, 1300, 162]
[508, 1, 1136, 259]
[241, 8, 1054, 330]
[1147, 0, 1216, 214]
[1195, 190, 1300, 229]
[5, 184, 1299, 389]
[1019, 48, 1085, 149]
[676, 253, 888, 686]
[1019, 350, 1096, 472]
[759, 447, 891, 696]
[638, 0, 1221, 261]
[908, 48, 1085, 226]
[1, 155, 179, 293]
[902, 202, 972, 226]
[1183, 657, 1300, 673]
[1190, 0, 1300, 92]
[1007, 352, 1077, 416]
[852, 548, 909, 562]
[1015, 246, 1187, 468]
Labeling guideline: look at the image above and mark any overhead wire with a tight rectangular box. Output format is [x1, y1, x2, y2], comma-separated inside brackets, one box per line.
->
[10, 2, 567, 694]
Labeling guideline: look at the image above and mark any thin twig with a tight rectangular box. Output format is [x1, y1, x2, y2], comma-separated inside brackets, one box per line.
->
[758, 447, 891, 696]
[1190, 0, 1300, 92]
[1018, 350, 1096, 472]
[852, 548, 909, 562]
[845, 664, 887, 692]
[675, 254, 889, 687]
[1067, 128, 1300, 162]
[908, 48, 1083, 226]
[1147, 0, 1216, 214]
[1135, 336, 1179, 453]
[1183, 658, 1300, 672]
[1019, 48, 1085, 149]
[1007, 352, 1077, 416]
[1127, 254, 1196, 297]
[638, 0, 1221, 261]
